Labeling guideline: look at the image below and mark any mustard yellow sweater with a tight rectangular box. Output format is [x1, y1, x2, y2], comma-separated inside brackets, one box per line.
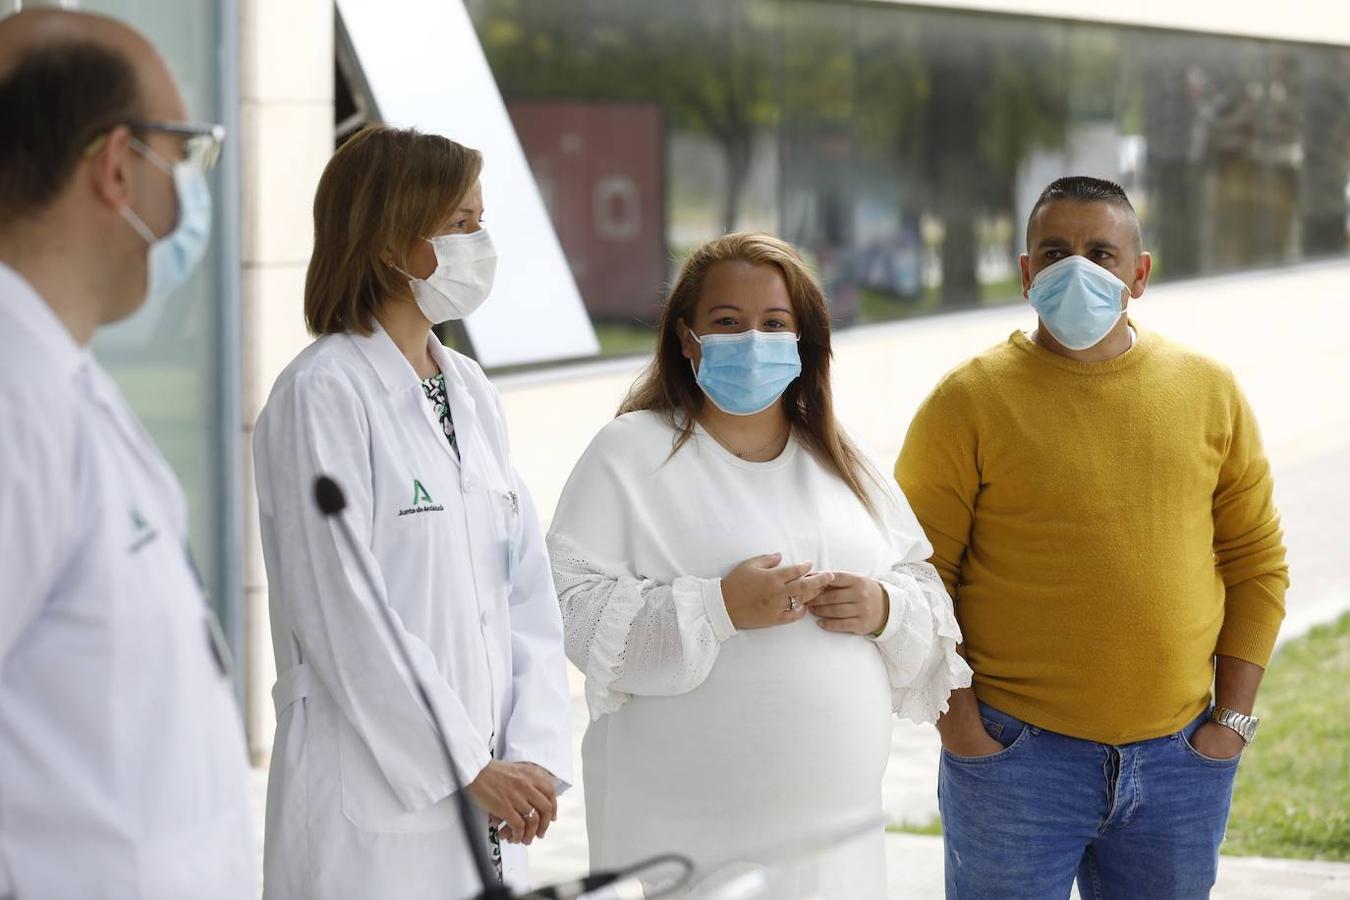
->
[895, 326, 1288, 744]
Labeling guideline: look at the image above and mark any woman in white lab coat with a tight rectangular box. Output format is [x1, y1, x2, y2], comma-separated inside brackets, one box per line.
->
[254, 125, 572, 900]
[548, 233, 971, 898]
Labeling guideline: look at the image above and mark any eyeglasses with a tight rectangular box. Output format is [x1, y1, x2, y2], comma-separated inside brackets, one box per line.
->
[84, 120, 226, 172]
[128, 120, 226, 172]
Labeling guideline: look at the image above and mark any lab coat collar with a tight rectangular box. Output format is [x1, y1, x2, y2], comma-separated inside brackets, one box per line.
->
[351, 320, 479, 469]
[0, 262, 92, 382]
[350, 319, 424, 395]
[82, 360, 185, 529]
[426, 336, 475, 414]
[351, 319, 475, 411]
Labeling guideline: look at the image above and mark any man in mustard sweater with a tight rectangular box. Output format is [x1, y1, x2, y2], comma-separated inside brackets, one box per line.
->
[896, 176, 1288, 899]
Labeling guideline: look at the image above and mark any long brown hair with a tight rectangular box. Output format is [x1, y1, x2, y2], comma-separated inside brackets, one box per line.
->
[620, 232, 879, 515]
[304, 125, 482, 335]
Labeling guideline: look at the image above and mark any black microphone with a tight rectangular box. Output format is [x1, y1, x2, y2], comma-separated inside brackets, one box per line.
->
[313, 475, 512, 900]
[313, 474, 346, 516]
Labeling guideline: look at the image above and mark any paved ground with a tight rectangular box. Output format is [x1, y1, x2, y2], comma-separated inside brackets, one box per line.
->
[882, 835, 1350, 900]
[249, 261, 1350, 896]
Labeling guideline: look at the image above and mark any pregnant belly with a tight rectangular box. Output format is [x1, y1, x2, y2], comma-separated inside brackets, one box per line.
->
[598, 619, 892, 868]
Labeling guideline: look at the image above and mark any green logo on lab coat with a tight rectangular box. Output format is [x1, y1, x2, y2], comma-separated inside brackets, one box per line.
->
[411, 479, 434, 506]
[398, 479, 443, 517]
[128, 506, 158, 553]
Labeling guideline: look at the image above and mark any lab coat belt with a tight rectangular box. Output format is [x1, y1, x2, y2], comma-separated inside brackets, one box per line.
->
[271, 662, 314, 714]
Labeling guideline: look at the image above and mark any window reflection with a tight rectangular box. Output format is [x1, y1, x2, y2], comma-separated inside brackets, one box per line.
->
[81, 0, 229, 622]
[468, 0, 1350, 356]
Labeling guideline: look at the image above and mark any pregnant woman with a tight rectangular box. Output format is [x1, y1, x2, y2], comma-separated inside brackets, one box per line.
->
[547, 232, 971, 897]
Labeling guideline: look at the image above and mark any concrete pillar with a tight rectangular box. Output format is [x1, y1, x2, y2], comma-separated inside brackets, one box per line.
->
[239, 0, 333, 765]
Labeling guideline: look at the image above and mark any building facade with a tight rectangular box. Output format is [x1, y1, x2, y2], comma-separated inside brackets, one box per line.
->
[6, 0, 1349, 759]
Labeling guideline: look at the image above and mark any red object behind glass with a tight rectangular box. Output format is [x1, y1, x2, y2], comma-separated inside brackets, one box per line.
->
[508, 101, 666, 323]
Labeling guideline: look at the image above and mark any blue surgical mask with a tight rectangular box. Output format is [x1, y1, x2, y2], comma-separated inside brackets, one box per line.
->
[690, 329, 802, 416]
[120, 139, 213, 307]
[1028, 255, 1129, 350]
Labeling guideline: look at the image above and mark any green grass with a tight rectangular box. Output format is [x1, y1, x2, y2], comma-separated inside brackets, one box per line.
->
[593, 322, 660, 358]
[590, 277, 1028, 355]
[882, 616, 1350, 859]
[977, 276, 1025, 307]
[1224, 612, 1350, 861]
[856, 287, 940, 325]
[887, 817, 943, 837]
[856, 276, 1024, 326]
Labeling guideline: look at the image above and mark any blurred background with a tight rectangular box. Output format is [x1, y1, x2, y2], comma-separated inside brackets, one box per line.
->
[463, 0, 1349, 347]
[6, 0, 1348, 892]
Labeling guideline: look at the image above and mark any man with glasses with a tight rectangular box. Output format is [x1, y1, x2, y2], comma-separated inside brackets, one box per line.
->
[0, 10, 253, 898]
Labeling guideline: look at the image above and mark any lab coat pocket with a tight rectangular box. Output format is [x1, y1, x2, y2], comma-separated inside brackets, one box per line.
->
[336, 718, 458, 833]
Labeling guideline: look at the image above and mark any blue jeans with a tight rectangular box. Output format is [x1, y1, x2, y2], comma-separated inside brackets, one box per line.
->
[938, 703, 1240, 899]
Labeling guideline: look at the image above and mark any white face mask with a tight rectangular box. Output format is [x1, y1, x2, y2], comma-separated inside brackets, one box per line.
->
[396, 228, 498, 324]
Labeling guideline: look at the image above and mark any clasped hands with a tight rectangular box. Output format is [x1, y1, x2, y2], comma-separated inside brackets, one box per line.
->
[721, 552, 889, 636]
[467, 555, 892, 848]
[468, 760, 558, 846]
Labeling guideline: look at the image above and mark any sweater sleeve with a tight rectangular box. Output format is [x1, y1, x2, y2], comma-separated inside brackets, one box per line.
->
[1212, 377, 1288, 667]
[894, 381, 981, 600]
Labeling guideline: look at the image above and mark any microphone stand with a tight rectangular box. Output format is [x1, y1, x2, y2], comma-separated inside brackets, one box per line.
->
[314, 475, 693, 900]
[315, 476, 510, 900]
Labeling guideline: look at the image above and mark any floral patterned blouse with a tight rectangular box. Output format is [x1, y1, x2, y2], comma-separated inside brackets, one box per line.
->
[423, 371, 499, 877]
[420, 372, 459, 459]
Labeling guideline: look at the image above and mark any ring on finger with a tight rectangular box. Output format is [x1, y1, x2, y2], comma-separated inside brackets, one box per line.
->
[787, 595, 801, 612]
[524, 808, 538, 820]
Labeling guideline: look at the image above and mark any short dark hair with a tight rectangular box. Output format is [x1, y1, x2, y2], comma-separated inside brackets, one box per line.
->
[0, 39, 143, 220]
[1027, 176, 1141, 250]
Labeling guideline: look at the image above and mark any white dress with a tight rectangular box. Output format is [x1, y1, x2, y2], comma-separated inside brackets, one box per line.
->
[547, 410, 971, 898]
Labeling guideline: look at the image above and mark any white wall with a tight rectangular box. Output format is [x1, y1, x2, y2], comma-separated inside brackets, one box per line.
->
[885, 0, 1350, 47]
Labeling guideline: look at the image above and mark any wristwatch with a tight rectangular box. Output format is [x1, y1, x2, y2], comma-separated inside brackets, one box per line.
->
[1209, 707, 1260, 744]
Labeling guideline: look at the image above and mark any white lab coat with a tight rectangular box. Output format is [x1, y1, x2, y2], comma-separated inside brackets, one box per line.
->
[254, 321, 573, 900]
[0, 264, 256, 899]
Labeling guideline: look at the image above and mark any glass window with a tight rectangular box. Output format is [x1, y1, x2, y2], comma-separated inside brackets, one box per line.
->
[82, 0, 238, 641]
[468, 0, 1350, 361]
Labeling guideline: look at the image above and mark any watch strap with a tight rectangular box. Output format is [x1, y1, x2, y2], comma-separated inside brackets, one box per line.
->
[1210, 706, 1259, 743]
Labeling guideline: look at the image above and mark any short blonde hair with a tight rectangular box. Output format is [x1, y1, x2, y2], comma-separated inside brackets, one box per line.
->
[304, 125, 482, 335]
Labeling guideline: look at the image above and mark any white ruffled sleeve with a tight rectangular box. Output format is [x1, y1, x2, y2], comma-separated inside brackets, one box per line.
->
[861, 453, 973, 723]
[547, 534, 733, 720]
[547, 417, 739, 721]
[870, 559, 972, 723]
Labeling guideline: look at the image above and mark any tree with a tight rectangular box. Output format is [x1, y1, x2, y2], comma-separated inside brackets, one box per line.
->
[474, 1, 1073, 308]
[473, 0, 779, 235]
[890, 14, 1067, 307]
[1299, 47, 1350, 259]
